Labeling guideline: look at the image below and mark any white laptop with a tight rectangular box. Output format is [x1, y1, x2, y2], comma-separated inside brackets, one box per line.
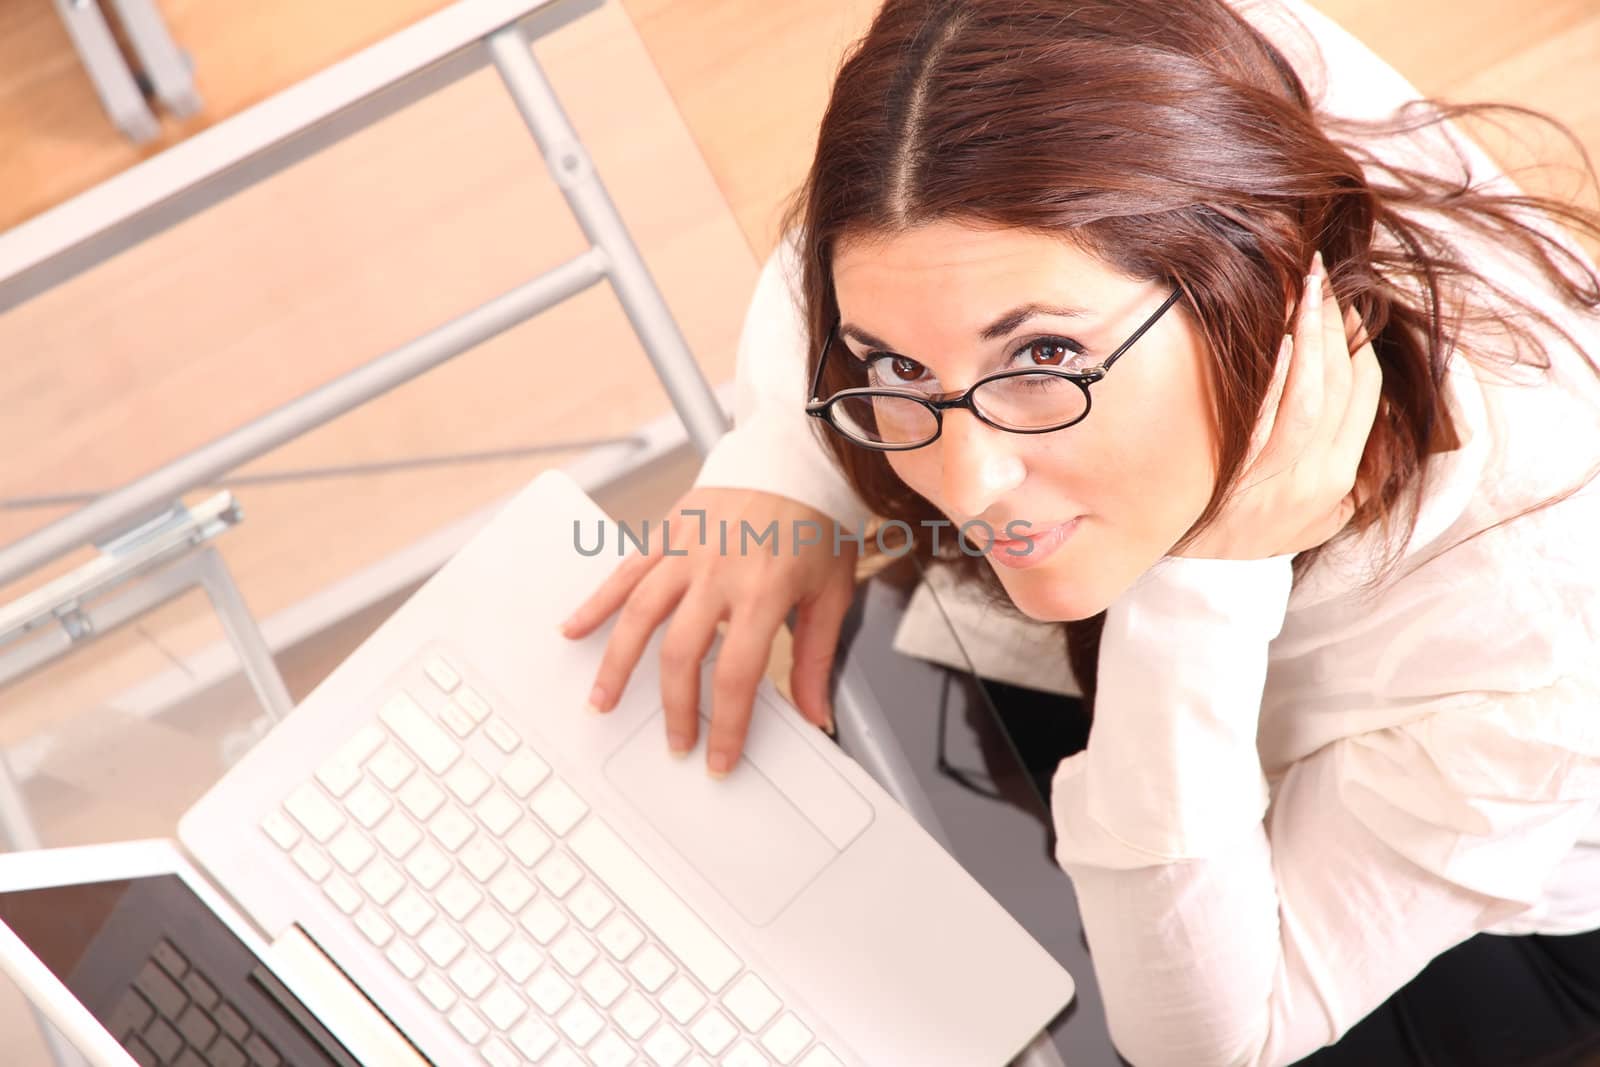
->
[0, 469, 1075, 1067]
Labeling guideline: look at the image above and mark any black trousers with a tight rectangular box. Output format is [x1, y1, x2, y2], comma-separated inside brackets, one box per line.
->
[987, 683, 1600, 1067]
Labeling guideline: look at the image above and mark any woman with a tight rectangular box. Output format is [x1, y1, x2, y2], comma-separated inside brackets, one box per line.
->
[563, 0, 1600, 1062]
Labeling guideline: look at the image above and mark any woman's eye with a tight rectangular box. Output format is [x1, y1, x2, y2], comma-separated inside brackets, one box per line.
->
[867, 354, 931, 385]
[1016, 338, 1088, 368]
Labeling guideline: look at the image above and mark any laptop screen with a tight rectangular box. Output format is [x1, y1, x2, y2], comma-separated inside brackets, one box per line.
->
[0, 874, 352, 1067]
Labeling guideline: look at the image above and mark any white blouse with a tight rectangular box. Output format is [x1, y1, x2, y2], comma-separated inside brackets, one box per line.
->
[690, 1, 1600, 1063]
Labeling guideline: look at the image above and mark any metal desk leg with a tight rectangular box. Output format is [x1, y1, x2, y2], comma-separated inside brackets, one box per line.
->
[52, 0, 160, 143]
[104, 0, 201, 118]
[486, 26, 730, 457]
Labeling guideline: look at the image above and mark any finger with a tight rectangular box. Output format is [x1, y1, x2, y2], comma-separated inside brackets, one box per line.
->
[561, 547, 662, 638]
[788, 572, 854, 732]
[657, 586, 727, 756]
[586, 564, 690, 712]
[1243, 334, 1293, 476]
[1318, 254, 1355, 444]
[1261, 254, 1327, 472]
[705, 599, 791, 778]
[1328, 331, 1384, 495]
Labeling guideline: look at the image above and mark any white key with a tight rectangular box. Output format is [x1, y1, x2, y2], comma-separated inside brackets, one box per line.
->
[316, 760, 361, 799]
[483, 716, 520, 753]
[509, 1019, 558, 1062]
[487, 869, 535, 914]
[550, 929, 597, 976]
[460, 837, 506, 883]
[290, 842, 331, 883]
[345, 780, 392, 828]
[438, 873, 483, 922]
[596, 914, 645, 961]
[481, 1039, 519, 1067]
[404, 842, 452, 890]
[580, 960, 629, 1008]
[476, 790, 521, 837]
[643, 1026, 692, 1067]
[570, 820, 742, 993]
[761, 1014, 814, 1065]
[723, 1040, 771, 1067]
[660, 976, 707, 1025]
[318, 726, 382, 796]
[455, 685, 491, 722]
[526, 965, 573, 1014]
[375, 812, 422, 859]
[504, 822, 552, 867]
[690, 1009, 737, 1056]
[724, 974, 781, 1033]
[450, 952, 497, 999]
[587, 1030, 635, 1067]
[520, 897, 567, 944]
[285, 783, 344, 843]
[354, 907, 394, 948]
[445, 762, 492, 806]
[419, 922, 466, 967]
[611, 989, 660, 1041]
[387, 888, 435, 938]
[534, 852, 582, 898]
[261, 810, 300, 850]
[628, 944, 676, 993]
[385, 942, 425, 980]
[328, 827, 375, 874]
[418, 972, 456, 1012]
[796, 1048, 844, 1067]
[499, 750, 550, 798]
[380, 693, 460, 775]
[424, 655, 462, 692]
[431, 806, 477, 852]
[448, 1003, 488, 1045]
[338, 725, 386, 766]
[466, 908, 512, 953]
[546, 1049, 584, 1067]
[358, 858, 404, 906]
[437, 701, 476, 738]
[496, 937, 543, 984]
[480, 982, 528, 1031]
[397, 776, 445, 821]
[557, 998, 605, 1047]
[530, 778, 588, 836]
[567, 882, 614, 929]
[367, 744, 415, 791]
[322, 874, 362, 915]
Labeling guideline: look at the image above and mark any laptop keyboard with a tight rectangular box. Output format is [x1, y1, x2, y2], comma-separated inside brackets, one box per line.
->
[108, 939, 282, 1067]
[259, 652, 846, 1067]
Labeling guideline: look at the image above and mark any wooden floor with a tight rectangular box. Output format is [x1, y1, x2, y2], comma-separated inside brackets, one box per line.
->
[0, 0, 1596, 740]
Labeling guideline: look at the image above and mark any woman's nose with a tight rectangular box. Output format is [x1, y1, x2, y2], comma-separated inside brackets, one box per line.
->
[938, 411, 1026, 520]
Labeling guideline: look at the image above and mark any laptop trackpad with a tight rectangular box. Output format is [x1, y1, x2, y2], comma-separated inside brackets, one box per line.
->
[604, 710, 839, 927]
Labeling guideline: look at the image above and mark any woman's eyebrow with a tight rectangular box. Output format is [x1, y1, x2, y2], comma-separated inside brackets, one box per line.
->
[979, 302, 1089, 341]
[840, 301, 1089, 352]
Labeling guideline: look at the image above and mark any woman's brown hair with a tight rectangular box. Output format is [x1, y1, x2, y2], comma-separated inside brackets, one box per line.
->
[786, 0, 1600, 712]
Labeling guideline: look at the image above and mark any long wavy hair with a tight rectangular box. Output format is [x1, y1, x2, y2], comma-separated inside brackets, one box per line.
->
[787, 0, 1600, 712]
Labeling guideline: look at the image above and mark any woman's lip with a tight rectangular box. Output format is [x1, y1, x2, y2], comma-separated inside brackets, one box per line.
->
[989, 517, 1081, 546]
[988, 516, 1082, 569]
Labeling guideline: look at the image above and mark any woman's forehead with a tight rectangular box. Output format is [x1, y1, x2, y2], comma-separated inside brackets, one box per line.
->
[832, 223, 1145, 342]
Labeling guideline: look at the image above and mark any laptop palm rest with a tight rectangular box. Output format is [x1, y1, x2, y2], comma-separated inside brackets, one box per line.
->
[604, 705, 873, 927]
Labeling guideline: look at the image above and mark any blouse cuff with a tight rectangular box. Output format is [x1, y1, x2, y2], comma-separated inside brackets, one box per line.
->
[1052, 554, 1295, 869]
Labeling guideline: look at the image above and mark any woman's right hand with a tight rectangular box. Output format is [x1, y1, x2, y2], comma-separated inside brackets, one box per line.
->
[559, 487, 858, 778]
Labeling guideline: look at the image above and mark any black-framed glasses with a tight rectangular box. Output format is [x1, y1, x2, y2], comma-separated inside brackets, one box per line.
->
[805, 287, 1184, 450]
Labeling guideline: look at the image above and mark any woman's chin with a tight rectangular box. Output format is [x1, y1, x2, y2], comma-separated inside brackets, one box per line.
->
[989, 564, 1112, 623]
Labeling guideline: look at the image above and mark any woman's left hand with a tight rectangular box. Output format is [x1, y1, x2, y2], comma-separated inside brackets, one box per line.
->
[1178, 250, 1384, 561]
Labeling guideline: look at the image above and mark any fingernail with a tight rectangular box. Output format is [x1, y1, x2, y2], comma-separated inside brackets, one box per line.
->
[585, 703, 604, 715]
[1312, 249, 1324, 277]
[588, 685, 607, 709]
[668, 736, 691, 757]
[558, 618, 574, 637]
[707, 753, 732, 779]
[823, 714, 836, 738]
